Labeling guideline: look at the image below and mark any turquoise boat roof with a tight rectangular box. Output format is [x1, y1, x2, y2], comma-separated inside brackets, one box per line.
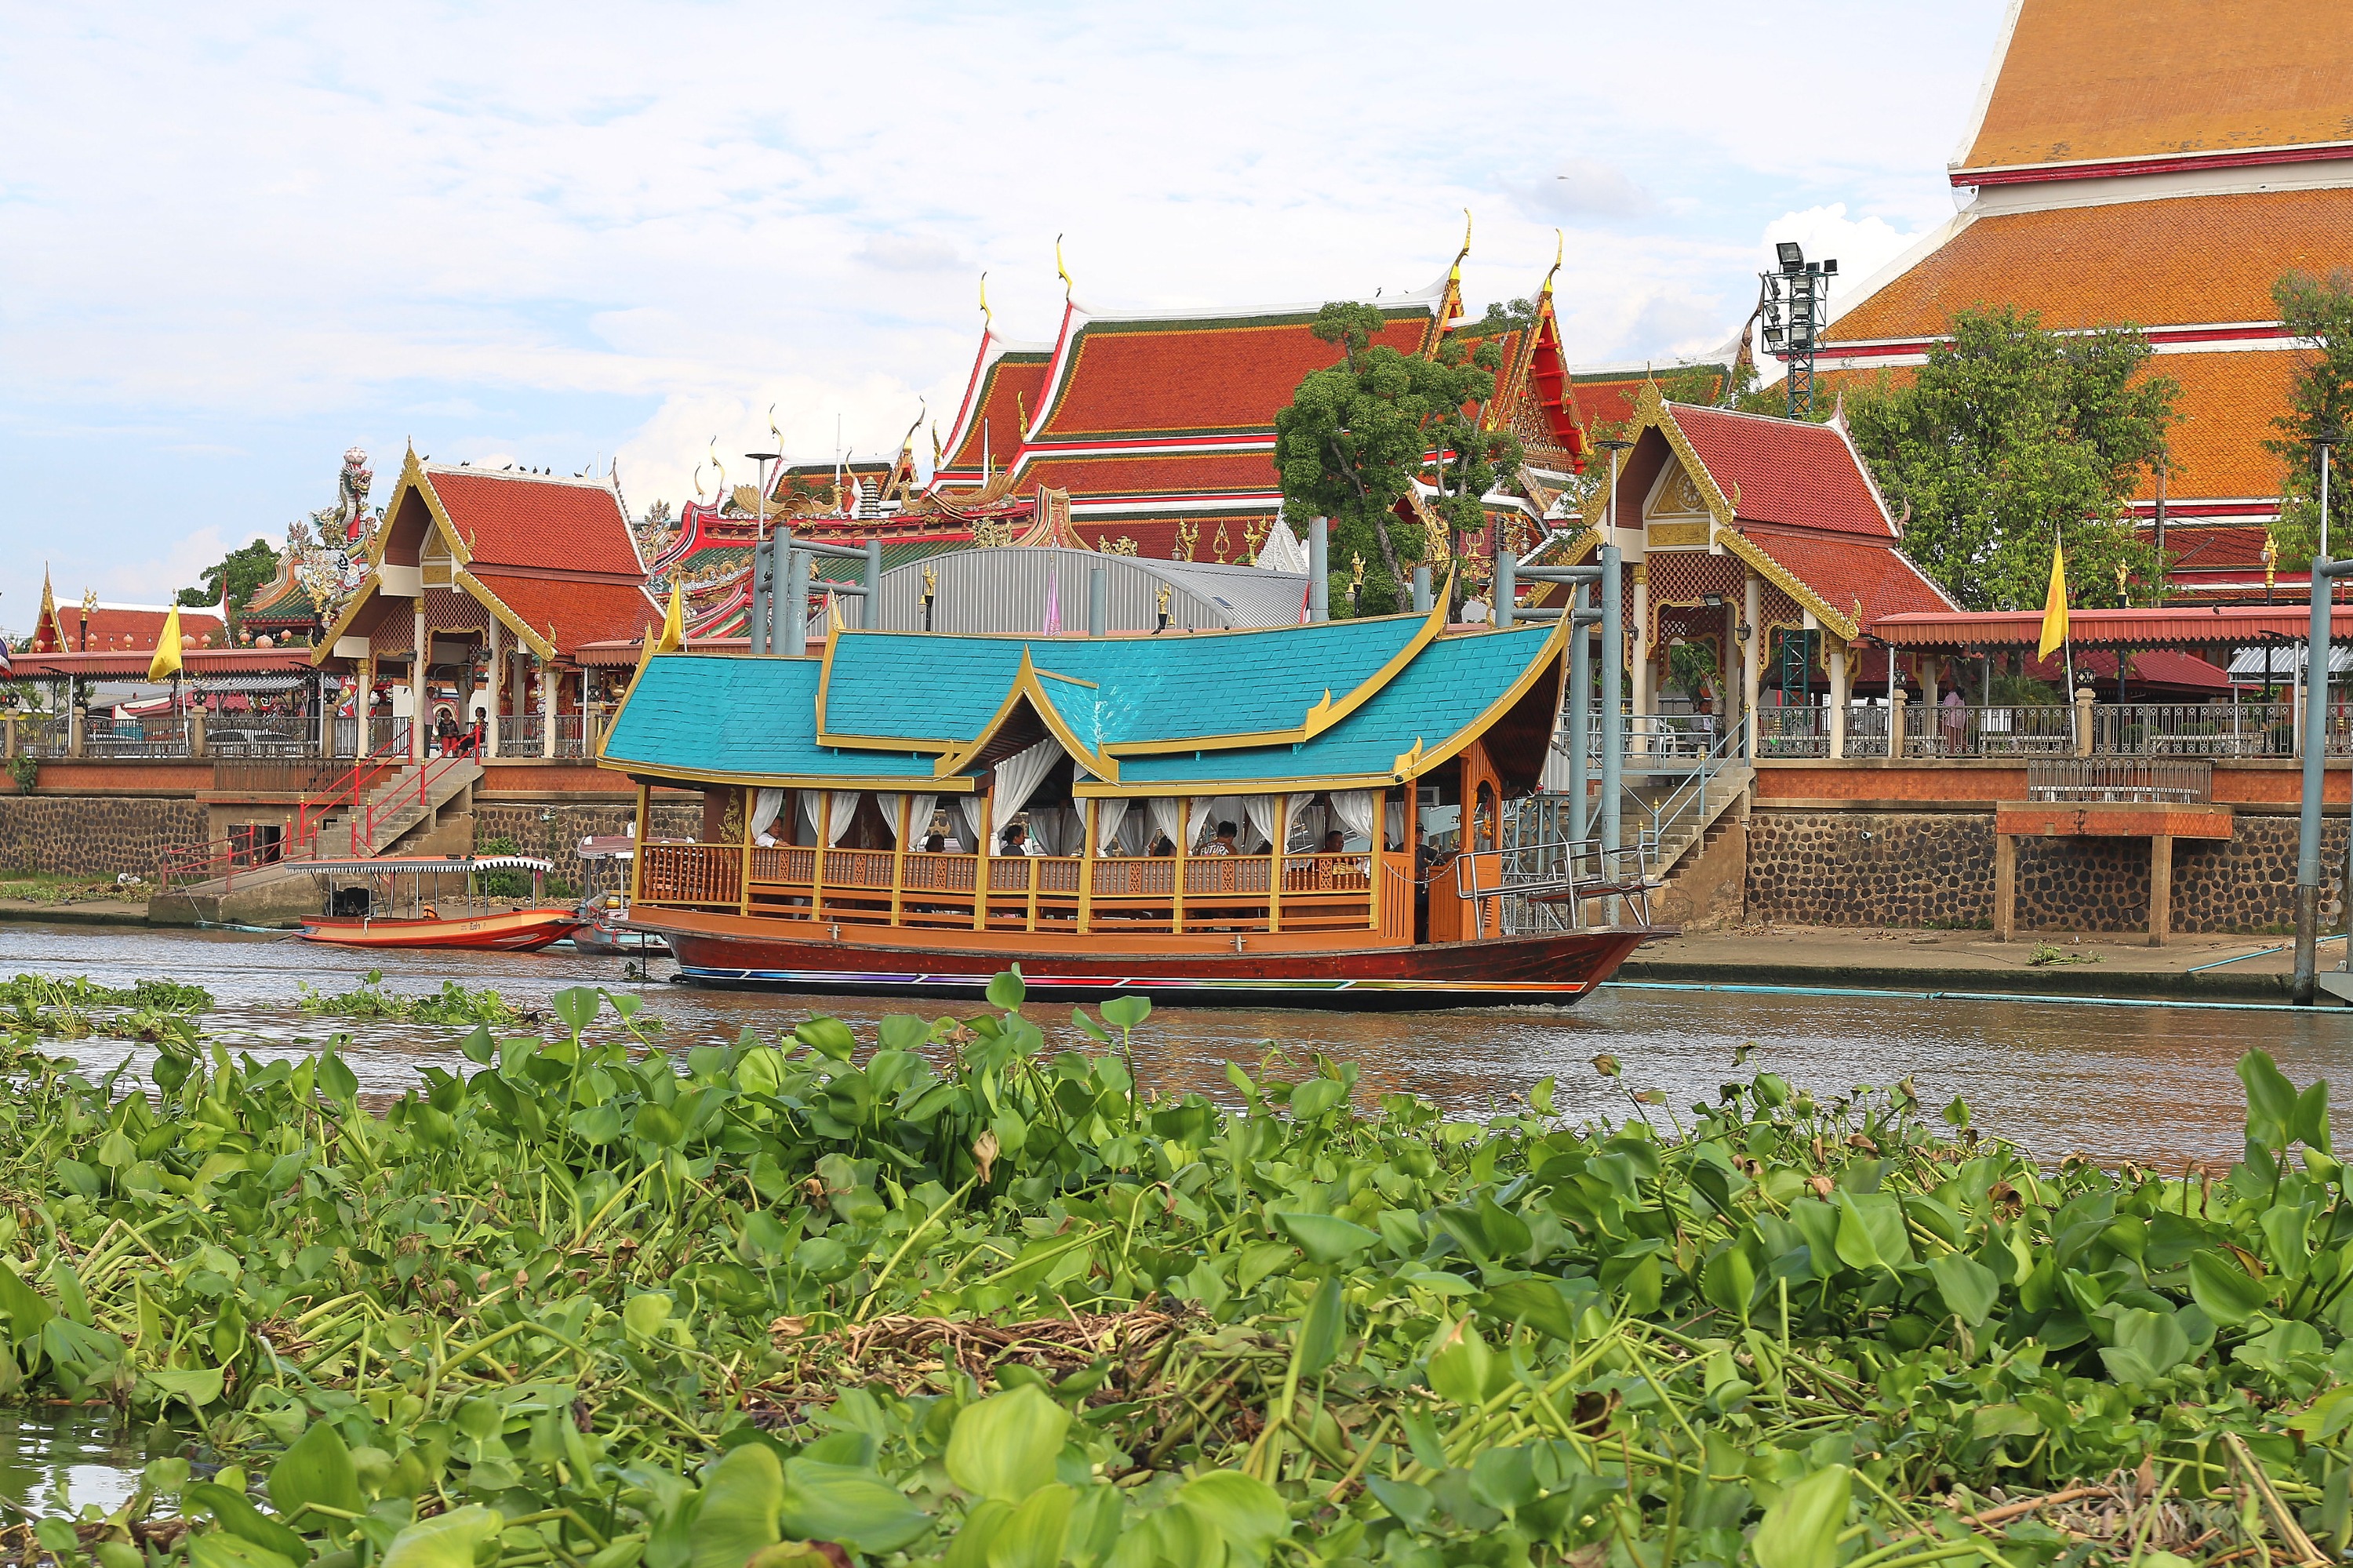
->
[816, 613, 1431, 750]
[1110, 624, 1559, 787]
[602, 656, 951, 785]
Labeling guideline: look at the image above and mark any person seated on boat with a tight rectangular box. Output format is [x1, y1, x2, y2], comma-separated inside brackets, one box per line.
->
[922, 831, 947, 853]
[1321, 829, 1344, 854]
[1000, 823, 1040, 857]
[1198, 821, 1238, 857]
[1147, 830, 1175, 857]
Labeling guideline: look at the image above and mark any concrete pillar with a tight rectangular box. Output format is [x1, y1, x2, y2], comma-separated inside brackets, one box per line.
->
[1994, 832, 2016, 942]
[2150, 834, 2173, 947]
[410, 603, 427, 761]
[188, 707, 206, 759]
[1922, 656, 1940, 712]
[541, 661, 558, 759]
[1889, 689, 1906, 759]
[1827, 638, 1849, 759]
[67, 702, 82, 759]
[4, 717, 16, 760]
[317, 678, 333, 757]
[1630, 563, 1649, 755]
[1742, 571, 1762, 753]
[486, 618, 504, 758]
[2075, 686, 2096, 758]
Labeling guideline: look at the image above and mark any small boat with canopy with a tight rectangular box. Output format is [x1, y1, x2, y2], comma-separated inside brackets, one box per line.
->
[294, 855, 584, 951]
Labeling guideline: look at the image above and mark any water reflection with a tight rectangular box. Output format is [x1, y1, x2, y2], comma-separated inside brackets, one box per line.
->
[0, 1406, 147, 1519]
[10, 924, 2347, 1166]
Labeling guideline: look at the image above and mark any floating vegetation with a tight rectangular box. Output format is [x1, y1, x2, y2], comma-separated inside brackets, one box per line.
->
[0, 973, 212, 1013]
[292, 970, 530, 1026]
[1, 975, 2349, 1567]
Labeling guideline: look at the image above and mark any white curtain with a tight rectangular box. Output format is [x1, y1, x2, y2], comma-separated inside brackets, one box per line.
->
[991, 738, 1063, 839]
[872, 793, 901, 847]
[1189, 795, 1225, 850]
[750, 787, 786, 846]
[1242, 794, 1286, 856]
[1384, 798, 1406, 850]
[1331, 790, 1377, 849]
[958, 795, 986, 854]
[1148, 797, 1183, 854]
[905, 793, 937, 847]
[799, 791, 822, 845]
[825, 791, 859, 846]
[1287, 796, 1326, 851]
[1096, 800, 1134, 854]
[1030, 805, 1078, 856]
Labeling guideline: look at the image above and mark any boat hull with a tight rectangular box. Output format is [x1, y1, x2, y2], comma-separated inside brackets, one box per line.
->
[297, 908, 586, 952]
[625, 910, 1660, 1009]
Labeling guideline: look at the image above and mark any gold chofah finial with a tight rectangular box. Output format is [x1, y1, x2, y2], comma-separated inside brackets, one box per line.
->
[1449, 208, 1473, 282]
[979, 271, 991, 330]
[692, 461, 707, 501]
[1055, 235, 1074, 299]
[1541, 229, 1563, 298]
[707, 438, 726, 505]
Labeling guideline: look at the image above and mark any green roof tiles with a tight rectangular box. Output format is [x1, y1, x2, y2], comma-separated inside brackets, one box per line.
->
[603, 655, 944, 782]
[819, 613, 1429, 747]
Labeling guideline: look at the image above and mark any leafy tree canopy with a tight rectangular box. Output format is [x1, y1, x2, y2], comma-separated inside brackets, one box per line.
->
[180, 537, 280, 624]
[1272, 303, 1522, 617]
[1843, 305, 2174, 612]
[2264, 269, 2353, 568]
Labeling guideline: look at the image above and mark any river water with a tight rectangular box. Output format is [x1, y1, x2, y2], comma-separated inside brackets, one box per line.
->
[7, 924, 2350, 1166]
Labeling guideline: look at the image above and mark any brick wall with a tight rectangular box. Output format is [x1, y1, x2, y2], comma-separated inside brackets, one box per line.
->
[471, 799, 699, 895]
[1745, 807, 2345, 934]
[0, 797, 209, 879]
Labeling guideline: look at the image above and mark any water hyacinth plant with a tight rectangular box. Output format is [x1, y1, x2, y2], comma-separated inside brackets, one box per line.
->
[0, 970, 2350, 1566]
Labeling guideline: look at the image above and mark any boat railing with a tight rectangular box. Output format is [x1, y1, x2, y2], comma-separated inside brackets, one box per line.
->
[647, 840, 1392, 937]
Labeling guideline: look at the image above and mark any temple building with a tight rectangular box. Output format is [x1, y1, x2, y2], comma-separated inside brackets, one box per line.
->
[311, 451, 662, 757]
[1817, 0, 2353, 587]
[24, 572, 227, 653]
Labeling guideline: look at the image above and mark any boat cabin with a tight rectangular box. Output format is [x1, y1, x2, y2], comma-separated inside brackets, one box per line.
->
[598, 598, 1570, 955]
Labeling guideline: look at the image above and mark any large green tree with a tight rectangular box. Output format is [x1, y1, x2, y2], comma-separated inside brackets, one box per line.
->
[2263, 269, 2353, 566]
[1272, 303, 1522, 617]
[1843, 305, 2174, 611]
[180, 537, 280, 627]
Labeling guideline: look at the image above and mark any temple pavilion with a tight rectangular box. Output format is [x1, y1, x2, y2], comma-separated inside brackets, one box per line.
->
[1818, 0, 2353, 593]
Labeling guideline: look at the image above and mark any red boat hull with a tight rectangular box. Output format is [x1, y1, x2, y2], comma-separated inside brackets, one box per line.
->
[297, 908, 586, 952]
[627, 910, 1660, 1010]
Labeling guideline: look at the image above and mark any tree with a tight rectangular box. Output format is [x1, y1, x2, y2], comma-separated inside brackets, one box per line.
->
[2263, 270, 2353, 566]
[181, 537, 281, 627]
[1842, 305, 2174, 612]
[1272, 303, 1523, 617]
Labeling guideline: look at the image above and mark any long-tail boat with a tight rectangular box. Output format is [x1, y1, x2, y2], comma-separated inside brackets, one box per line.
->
[602, 598, 1667, 1007]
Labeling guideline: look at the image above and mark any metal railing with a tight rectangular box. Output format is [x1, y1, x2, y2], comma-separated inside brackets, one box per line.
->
[2028, 759, 2212, 804]
[498, 715, 544, 755]
[83, 717, 191, 758]
[203, 718, 315, 757]
[1755, 705, 1826, 758]
[16, 715, 70, 758]
[1843, 703, 1890, 759]
[2089, 701, 2311, 757]
[555, 714, 590, 758]
[1899, 704, 2077, 758]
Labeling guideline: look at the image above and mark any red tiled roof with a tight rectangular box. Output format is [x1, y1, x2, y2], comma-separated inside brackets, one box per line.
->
[1674, 405, 1893, 537]
[1957, 0, 2353, 176]
[426, 470, 644, 576]
[1737, 529, 1956, 630]
[946, 355, 1051, 471]
[2140, 522, 2272, 571]
[1016, 451, 1279, 498]
[2023, 646, 2229, 693]
[13, 646, 311, 678]
[1827, 190, 2353, 342]
[468, 572, 664, 654]
[31, 604, 228, 653]
[1036, 313, 1430, 440]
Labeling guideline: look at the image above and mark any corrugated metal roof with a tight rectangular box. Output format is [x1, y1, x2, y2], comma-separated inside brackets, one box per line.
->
[1875, 606, 2353, 647]
[604, 657, 950, 784]
[831, 546, 1308, 635]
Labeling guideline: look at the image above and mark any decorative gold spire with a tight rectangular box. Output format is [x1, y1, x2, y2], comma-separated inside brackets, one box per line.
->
[1055, 235, 1074, 299]
[979, 271, 991, 331]
[1540, 229, 1563, 298]
[1449, 209, 1473, 283]
[707, 438, 726, 504]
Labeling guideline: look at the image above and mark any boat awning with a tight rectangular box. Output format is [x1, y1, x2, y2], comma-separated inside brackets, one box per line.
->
[303, 856, 555, 874]
[2226, 644, 2353, 682]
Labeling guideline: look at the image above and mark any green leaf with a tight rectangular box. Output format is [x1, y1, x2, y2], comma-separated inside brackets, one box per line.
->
[632, 1103, 685, 1147]
[550, 987, 602, 1035]
[2188, 1250, 2274, 1326]
[1289, 1079, 1346, 1121]
[1293, 1275, 1345, 1378]
[189, 1535, 296, 1568]
[1427, 1318, 1506, 1405]
[795, 1017, 856, 1060]
[777, 1457, 930, 1554]
[986, 970, 1027, 1010]
[1528, 1075, 1556, 1117]
[1833, 1190, 1911, 1271]
[689, 1445, 782, 1568]
[0, 1260, 54, 1344]
[1700, 1245, 1757, 1322]
[1752, 1464, 1851, 1568]
[380, 1505, 502, 1568]
[1363, 1476, 1433, 1529]
[2295, 1079, 2333, 1153]
[982, 1480, 1073, 1568]
[1928, 1253, 2001, 1327]
[945, 1384, 1069, 1503]
[624, 1293, 673, 1337]
[1481, 1278, 1583, 1342]
[1176, 1471, 1289, 1568]
[316, 1049, 358, 1101]
[186, 1483, 311, 1566]
[2239, 1049, 2298, 1147]
[269, 1421, 363, 1527]
[1273, 1211, 1377, 1265]
[1070, 1008, 1111, 1044]
[1099, 994, 1150, 1030]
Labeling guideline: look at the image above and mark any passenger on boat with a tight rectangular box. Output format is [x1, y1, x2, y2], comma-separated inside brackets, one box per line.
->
[1147, 831, 1175, 857]
[922, 832, 947, 853]
[1000, 823, 1042, 857]
[1321, 829, 1345, 853]
[1198, 821, 1238, 857]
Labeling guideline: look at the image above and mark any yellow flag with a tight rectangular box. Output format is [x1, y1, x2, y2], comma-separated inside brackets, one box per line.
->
[2036, 540, 2069, 660]
[147, 605, 184, 682]
[651, 584, 683, 655]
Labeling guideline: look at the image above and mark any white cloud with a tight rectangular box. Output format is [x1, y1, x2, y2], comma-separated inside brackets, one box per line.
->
[0, 2, 2009, 587]
[1762, 204, 1938, 317]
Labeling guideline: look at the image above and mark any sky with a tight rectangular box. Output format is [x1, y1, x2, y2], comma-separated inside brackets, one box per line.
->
[0, 2, 2007, 619]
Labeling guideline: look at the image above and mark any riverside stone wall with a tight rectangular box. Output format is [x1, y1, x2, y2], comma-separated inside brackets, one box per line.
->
[471, 799, 699, 895]
[1744, 808, 2345, 934]
[0, 797, 209, 879]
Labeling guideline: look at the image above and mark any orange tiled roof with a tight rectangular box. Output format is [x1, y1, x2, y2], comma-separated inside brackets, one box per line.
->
[1830, 189, 2353, 342]
[1035, 312, 1429, 440]
[1737, 529, 1957, 631]
[427, 469, 645, 577]
[1673, 404, 1895, 539]
[1958, 0, 2353, 176]
[945, 354, 1051, 471]
[31, 603, 227, 653]
[467, 572, 664, 655]
[1016, 451, 1278, 499]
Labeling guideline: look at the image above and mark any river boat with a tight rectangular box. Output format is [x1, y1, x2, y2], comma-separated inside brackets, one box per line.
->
[294, 856, 584, 951]
[601, 598, 1670, 1008]
[563, 839, 673, 955]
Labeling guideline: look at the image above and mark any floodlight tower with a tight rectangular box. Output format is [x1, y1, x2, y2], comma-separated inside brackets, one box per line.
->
[1758, 242, 1837, 418]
